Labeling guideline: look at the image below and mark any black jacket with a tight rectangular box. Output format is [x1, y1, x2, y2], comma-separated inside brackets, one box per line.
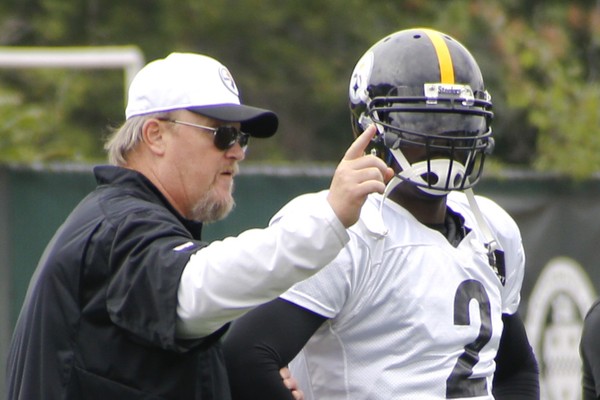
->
[6, 165, 230, 400]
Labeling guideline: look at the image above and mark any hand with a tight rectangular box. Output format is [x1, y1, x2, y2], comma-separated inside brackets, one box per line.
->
[280, 367, 304, 400]
[327, 125, 394, 227]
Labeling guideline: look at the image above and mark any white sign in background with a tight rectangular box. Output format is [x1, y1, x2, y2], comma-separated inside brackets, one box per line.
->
[525, 257, 597, 400]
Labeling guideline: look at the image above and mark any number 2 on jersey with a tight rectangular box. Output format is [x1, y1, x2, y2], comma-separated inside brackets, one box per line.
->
[446, 279, 492, 398]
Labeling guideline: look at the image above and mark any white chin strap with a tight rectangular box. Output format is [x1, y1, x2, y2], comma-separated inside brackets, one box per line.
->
[378, 147, 464, 223]
[378, 147, 499, 263]
[386, 147, 466, 196]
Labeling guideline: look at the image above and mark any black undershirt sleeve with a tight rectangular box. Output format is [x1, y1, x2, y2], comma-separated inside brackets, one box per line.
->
[222, 297, 327, 400]
[492, 312, 540, 399]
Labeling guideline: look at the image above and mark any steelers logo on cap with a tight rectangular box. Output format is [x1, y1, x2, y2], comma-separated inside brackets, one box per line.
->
[219, 66, 239, 96]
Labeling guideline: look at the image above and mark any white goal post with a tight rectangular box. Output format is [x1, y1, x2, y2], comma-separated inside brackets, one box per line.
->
[0, 45, 145, 100]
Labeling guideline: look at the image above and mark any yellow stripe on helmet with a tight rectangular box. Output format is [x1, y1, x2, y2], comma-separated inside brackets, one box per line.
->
[421, 29, 455, 83]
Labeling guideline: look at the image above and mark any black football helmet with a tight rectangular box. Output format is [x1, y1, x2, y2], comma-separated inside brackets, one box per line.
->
[349, 28, 494, 196]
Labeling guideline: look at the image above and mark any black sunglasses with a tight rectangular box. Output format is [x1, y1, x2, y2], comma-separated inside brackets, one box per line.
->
[157, 118, 249, 150]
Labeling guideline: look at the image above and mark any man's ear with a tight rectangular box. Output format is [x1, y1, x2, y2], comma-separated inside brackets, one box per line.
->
[141, 119, 167, 156]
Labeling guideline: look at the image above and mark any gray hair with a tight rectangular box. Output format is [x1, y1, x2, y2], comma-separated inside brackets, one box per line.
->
[104, 112, 171, 166]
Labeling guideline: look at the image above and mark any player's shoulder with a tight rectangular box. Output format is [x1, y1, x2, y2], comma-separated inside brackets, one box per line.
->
[584, 298, 600, 325]
[582, 298, 600, 353]
[284, 190, 329, 208]
[448, 191, 521, 240]
[271, 190, 330, 221]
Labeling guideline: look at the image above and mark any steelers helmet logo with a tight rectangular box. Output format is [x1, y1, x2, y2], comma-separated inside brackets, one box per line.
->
[219, 66, 239, 96]
[349, 51, 374, 105]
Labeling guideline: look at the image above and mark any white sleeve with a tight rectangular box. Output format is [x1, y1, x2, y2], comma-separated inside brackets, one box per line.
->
[176, 192, 350, 337]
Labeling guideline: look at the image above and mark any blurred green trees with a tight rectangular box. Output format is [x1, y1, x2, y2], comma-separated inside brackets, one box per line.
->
[0, 0, 599, 177]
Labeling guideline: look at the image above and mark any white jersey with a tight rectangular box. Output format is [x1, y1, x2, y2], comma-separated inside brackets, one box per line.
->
[276, 191, 525, 400]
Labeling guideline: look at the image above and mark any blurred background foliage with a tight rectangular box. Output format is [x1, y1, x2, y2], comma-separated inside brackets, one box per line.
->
[0, 0, 599, 178]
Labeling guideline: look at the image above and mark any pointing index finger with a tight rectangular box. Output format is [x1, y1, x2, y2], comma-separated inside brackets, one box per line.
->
[343, 125, 378, 160]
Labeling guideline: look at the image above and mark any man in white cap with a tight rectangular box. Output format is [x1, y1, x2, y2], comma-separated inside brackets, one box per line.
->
[6, 52, 392, 399]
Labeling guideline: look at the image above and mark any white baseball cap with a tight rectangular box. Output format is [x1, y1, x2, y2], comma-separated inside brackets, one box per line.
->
[125, 52, 278, 137]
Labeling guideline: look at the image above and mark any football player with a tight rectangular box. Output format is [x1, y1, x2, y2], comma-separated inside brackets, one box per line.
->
[224, 28, 540, 400]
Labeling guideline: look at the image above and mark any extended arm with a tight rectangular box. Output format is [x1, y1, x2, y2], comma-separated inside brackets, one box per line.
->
[223, 298, 327, 400]
[177, 126, 393, 338]
[492, 312, 540, 399]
